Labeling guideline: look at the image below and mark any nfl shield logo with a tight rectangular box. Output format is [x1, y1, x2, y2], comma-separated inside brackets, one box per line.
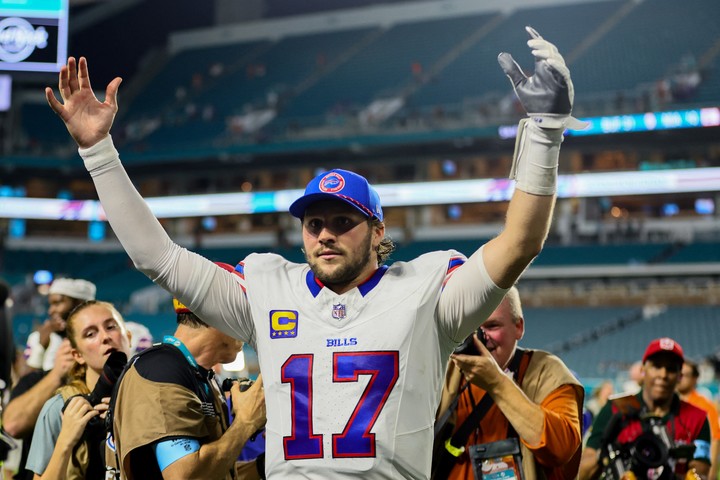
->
[332, 303, 347, 320]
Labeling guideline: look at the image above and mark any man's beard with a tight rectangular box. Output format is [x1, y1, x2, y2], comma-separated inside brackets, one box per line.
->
[306, 230, 373, 288]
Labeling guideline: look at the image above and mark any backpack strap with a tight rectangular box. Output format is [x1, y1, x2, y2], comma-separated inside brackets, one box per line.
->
[105, 345, 159, 433]
[104, 344, 162, 479]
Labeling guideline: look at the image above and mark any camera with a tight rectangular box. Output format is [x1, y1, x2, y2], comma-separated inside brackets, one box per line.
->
[62, 350, 128, 428]
[600, 415, 692, 480]
[601, 431, 670, 480]
[453, 327, 489, 356]
[221, 377, 254, 392]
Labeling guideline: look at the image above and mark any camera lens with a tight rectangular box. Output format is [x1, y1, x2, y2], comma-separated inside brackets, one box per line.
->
[631, 432, 668, 470]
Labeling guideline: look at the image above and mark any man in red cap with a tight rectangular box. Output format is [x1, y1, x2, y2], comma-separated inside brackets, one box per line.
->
[579, 337, 712, 480]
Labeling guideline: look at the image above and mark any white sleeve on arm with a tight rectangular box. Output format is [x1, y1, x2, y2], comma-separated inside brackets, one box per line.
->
[436, 245, 508, 344]
[79, 136, 254, 342]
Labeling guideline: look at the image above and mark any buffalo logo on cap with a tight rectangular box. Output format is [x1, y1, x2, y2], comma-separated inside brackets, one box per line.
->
[658, 338, 675, 351]
[319, 172, 345, 193]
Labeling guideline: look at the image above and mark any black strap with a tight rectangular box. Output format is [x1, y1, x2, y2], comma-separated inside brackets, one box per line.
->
[433, 348, 527, 479]
[434, 382, 469, 438]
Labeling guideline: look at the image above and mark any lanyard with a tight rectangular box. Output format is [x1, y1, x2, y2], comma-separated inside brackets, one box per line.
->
[163, 335, 199, 368]
[163, 335, 214, 400]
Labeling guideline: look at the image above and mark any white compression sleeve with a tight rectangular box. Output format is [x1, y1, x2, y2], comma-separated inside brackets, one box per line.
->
[80, 136, 177, 273]
[509, 119, 564, 196]
[79, 136, 254, 342]
[437, 246, 508, 344]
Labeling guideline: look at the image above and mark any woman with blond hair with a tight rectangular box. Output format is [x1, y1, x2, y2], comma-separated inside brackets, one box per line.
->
[25, 300, 132, 480]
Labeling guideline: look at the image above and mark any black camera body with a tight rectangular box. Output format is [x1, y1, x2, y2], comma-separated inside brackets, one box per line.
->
[453, 327, 489, 356]
[601, 431, 670, 480]
[600, 415, 694, 480]
[62, 350, 128, 429]
[221, 377, 254, 392]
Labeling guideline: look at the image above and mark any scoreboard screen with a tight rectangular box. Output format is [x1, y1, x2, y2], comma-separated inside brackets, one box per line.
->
[0, 0, 68, 73]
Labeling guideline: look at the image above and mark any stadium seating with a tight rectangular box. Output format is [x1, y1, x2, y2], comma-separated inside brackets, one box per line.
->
[19, 103, 74, 150]
[685, 55, 720, 105]
[408, 1, 624, 108]
[11, 0, 720, 159]
[125, 40, 271, 120]
[275, 13, 497, 126]
[570, 0, 720, 95]
[521, 306, 638, 352]
[557, 305, 720, 378]
[196, 28, 378, 117]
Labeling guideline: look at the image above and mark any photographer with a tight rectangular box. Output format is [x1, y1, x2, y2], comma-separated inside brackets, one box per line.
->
[107, 263, 266, 480]
[579, 338, 711, 480]
[25, 301, 133, 479]
[433, 287, 584, 479]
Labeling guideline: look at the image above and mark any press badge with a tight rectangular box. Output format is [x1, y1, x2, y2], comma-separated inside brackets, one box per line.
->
[469, 438, 525, 480]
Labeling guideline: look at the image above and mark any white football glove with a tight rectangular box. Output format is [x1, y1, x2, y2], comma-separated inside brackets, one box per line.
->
[498, 26, 587, 130]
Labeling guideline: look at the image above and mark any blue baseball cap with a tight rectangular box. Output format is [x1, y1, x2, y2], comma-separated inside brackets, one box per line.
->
[289, 169, 384, 221]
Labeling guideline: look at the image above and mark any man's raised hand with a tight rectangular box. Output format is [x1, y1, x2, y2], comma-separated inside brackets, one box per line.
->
[498, 26, 586, 130]
[45, 56, 122, 149]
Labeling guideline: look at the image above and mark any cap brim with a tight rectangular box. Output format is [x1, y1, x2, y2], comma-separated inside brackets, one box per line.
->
[289, 192, 372, 219]
[644, 350, 684, 365]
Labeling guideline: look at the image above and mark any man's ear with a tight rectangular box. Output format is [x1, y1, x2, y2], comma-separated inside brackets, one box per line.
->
[515, 316, 525, 341]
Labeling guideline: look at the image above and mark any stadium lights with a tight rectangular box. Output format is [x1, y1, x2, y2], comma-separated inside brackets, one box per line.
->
[1, 166, 720, 221]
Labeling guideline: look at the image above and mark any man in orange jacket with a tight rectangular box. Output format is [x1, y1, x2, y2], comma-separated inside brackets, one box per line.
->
[678, 360, 720, 480]
[434, 287, 584, 479]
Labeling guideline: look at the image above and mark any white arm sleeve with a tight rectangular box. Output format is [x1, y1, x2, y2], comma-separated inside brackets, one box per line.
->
[436, 245, 508, 344]
[79, 136, 254, 343]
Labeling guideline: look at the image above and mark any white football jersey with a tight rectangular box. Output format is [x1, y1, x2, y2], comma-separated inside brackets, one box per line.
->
[78, 139, 506, 479]
[235, 250, 470, 479]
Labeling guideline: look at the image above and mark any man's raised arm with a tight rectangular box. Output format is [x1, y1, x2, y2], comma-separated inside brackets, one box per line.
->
[46, 57, 251, 341]
[483, 27, 586, 288]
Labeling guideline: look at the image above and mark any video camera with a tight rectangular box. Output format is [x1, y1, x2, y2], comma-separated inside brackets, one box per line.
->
[600, 415, 695, 480]
[453, 327, 489, 356]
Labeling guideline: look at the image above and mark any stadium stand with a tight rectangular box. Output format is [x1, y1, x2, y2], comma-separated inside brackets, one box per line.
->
[6, 0, 720, 160]
[2, 0, 720, 393]
[407, 1, 624, 108]
[558, 305, 720, 378]
[570, 0, 720, 95]
[274, 13, 498, 126]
